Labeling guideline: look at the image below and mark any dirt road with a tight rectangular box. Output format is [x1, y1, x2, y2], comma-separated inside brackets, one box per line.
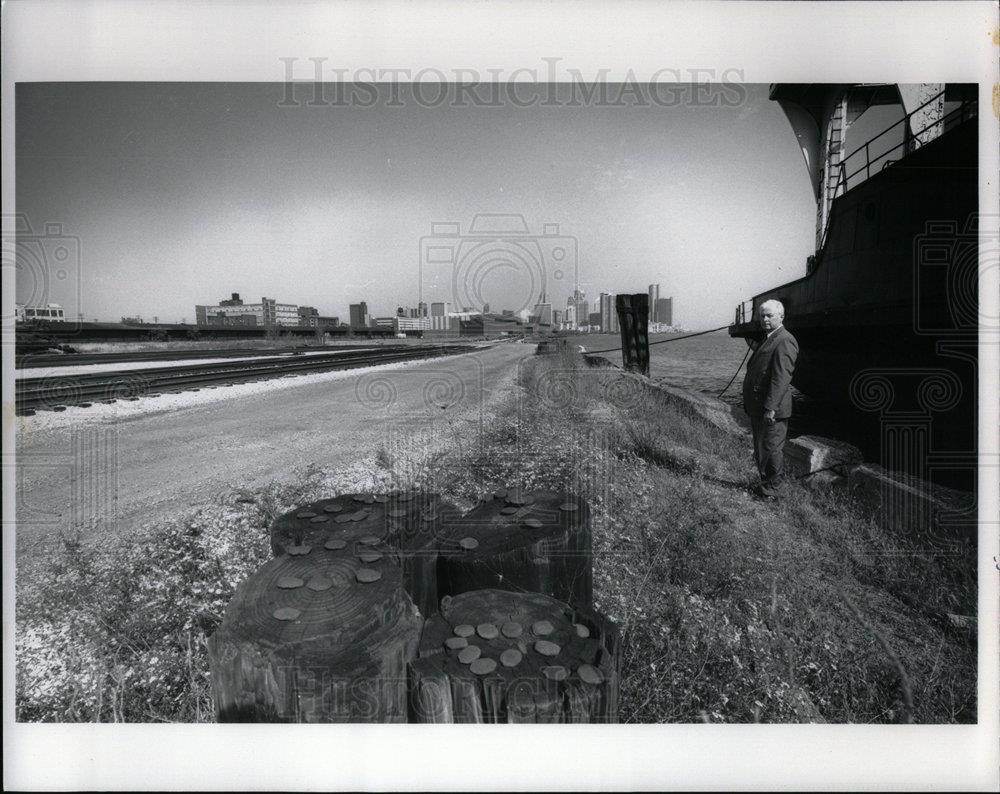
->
[14, 344, 533, 562]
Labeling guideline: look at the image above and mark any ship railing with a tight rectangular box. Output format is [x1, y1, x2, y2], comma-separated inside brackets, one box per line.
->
[819, 89, 977, 252]
[833, 89, 978, 199]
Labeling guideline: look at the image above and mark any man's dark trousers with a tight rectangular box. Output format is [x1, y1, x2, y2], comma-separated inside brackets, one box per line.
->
[750, 415, 788, 494]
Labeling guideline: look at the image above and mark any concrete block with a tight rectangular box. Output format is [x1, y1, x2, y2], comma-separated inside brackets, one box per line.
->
[652, 382, 750, 438]
[846, 463, 975, 545]
[946, 613, 976, 631]
[784, 435, 862, 477]
[586, 356, 749, 438]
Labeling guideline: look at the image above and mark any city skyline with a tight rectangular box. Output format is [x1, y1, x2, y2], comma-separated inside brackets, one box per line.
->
[16, 82, 816, 330]
[183, 282, 679, 333]
[28, 279, 680, 329]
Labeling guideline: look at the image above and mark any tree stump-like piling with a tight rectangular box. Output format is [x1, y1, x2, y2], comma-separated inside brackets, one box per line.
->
[208, 531, 421, 722]
[436, 489, 593, 609]
[269, 491, 462, 618]
[269, 493, 388, 557]
[408, 589, 619, 723]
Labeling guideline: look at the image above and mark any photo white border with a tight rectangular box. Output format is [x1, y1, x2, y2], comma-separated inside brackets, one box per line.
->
[3, 1, 998, 790]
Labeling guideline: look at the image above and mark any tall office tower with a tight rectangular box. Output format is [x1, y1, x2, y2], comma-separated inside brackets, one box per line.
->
[648, 283, 659, 315]
[417, 301, 428, 317]
[655, 297, 673, 326]
[349, 301, 370, 329]
[599, 292, 619, 334]
[568, 288, 587, 329]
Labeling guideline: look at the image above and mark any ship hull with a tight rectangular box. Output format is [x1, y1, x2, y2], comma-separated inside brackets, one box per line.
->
[730, 118, 978, 489]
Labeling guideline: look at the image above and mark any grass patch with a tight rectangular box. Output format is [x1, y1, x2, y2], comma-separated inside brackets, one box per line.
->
[421, 350, 976, 723]
[15, 349, 976, 723]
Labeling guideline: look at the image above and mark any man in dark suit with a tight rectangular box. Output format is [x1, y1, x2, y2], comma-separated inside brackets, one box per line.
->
[741, 299, 799, 499]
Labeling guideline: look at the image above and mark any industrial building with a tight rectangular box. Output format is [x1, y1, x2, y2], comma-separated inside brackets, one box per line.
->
[373, 316, 432, 334]
[195, 293, 299, 327]
[15, 303, 66, 322]
[459, 313, 525, 337]
[297, 306, 340, 329]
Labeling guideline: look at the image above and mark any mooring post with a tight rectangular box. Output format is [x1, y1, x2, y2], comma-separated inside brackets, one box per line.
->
[615, 293, 650, 377]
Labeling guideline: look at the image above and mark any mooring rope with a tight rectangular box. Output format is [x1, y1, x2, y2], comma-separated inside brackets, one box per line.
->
[583, 323, 732, 355]
[581, 322, 755, 399]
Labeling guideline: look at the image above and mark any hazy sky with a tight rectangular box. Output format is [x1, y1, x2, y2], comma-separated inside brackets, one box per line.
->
[17, 82, 818, 328]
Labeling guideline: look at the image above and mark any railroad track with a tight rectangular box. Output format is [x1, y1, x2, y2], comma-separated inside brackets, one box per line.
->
[15, 343, 404, 369]
[15, 344, 476, 415]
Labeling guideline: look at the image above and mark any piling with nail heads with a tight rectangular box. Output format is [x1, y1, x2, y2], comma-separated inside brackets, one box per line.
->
[207, 528, 421, 722]
[435, 489, 593, 609]
[269, 491, 462, 618]
[408, 588, 620, 723]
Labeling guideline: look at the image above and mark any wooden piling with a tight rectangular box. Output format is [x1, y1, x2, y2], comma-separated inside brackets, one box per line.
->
[408, 589, 620, 723]
[435, 489, 593, 609]
[269, 491, 462, 618]
[208, 530, 421, 722]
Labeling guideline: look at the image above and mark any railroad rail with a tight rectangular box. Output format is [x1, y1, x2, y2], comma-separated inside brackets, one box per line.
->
[15, 343, 406, 369]
[15, 344, 476, 415]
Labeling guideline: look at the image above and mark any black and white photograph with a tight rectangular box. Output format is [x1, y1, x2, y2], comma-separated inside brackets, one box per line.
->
[4, 1, 998, 790]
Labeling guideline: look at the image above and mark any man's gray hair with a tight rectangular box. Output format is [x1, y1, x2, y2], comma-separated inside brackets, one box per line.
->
[759, 299, 785, 318]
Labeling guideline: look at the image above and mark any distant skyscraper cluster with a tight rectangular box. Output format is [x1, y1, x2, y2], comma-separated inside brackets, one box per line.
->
[192, 280, 675, 338]
[571, 283, 676, 334]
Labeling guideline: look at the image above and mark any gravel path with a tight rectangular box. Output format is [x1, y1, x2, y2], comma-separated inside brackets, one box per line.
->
[14, 344, 533, 562]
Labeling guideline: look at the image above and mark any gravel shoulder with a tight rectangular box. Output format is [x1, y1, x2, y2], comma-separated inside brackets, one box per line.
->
[14, 344, 533, 563]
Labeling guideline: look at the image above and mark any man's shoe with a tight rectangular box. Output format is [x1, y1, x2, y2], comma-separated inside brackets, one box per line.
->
[753, 484, 780, 500]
